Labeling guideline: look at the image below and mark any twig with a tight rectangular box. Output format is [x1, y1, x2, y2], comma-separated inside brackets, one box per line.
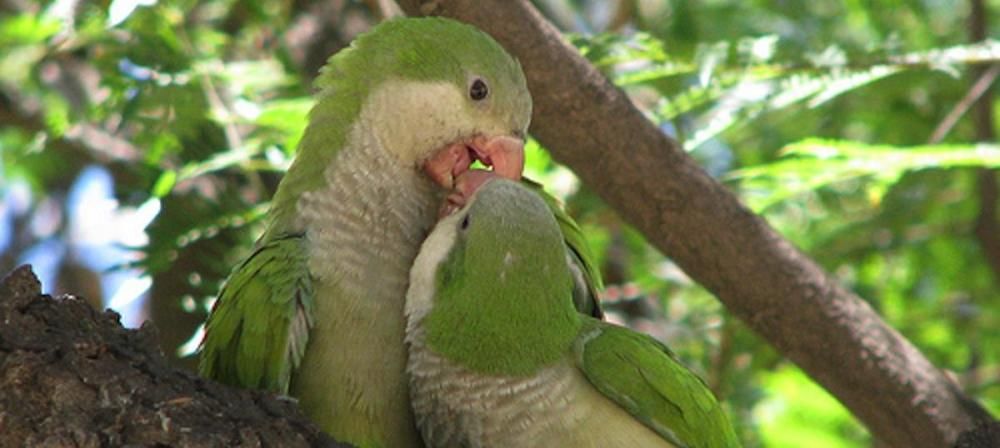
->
[927, 64, 1000, 144]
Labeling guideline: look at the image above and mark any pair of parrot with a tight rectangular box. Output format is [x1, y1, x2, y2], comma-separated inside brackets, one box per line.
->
[198, 16, 739, 448]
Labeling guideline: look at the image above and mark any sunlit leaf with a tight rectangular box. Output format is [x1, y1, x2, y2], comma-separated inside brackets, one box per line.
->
[0, 13, 61, 44]
[255, 97, 312, 151]
[729, 139, 1000, 211]
[152, 170, 177, 197]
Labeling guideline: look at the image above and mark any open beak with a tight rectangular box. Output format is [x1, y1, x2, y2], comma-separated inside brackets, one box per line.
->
[422, 135, 525, 190]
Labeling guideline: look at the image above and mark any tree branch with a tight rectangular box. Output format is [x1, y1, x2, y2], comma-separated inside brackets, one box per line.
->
[968, 0, 1000, 283]
[0, 265, 352, 448]
[397, 1, 994, 446]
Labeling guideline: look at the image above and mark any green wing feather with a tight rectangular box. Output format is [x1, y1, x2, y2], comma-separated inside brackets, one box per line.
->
[522, 177, 604, 318]
[575, 320, 740, 448]
[199, 234, 315, 393]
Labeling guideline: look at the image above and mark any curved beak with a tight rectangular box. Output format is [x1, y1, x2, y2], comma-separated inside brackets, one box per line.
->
[422, 135, 525, 190]
[468, 135, 525, 181]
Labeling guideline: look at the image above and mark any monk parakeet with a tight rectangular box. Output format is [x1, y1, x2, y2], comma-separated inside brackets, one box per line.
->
[406, 178, 740, 448]
[198, 18, 602, 448]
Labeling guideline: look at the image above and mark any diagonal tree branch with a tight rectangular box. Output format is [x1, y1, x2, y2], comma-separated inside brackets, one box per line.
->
[397, 1, 994, 446]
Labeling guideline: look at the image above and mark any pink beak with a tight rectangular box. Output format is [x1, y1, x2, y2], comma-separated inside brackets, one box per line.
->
[468, 135, 524, 182]
[422, 135, 525, 189]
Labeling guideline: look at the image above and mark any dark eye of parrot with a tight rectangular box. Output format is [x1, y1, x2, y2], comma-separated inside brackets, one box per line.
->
[469, 78, 489, 101]
[460, 214, 471, 230]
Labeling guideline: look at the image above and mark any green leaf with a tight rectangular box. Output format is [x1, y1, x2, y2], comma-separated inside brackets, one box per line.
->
[195, 59, 295, 97]
[0, 13, 61, 44]
[152, 170, 177, 197]
[728, 139, 1000, 211]
[571, 32, 1000, 153]
[255, 97, 312, 152]
[177, 147, 259, 181]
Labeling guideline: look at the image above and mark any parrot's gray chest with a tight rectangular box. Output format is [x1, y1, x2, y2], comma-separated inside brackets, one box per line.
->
[406, 324, 579, 448]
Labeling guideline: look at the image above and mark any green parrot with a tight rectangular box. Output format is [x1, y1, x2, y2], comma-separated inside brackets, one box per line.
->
[198, 17, 602, 448]
[405, 178, 741, 448]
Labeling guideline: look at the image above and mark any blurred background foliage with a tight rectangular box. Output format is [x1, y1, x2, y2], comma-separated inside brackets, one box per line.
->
[2, 0, 999, 446]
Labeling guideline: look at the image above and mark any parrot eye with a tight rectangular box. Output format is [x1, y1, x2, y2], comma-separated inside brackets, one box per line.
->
[460, 214, 471, 230]
[469, 78, 489, 101]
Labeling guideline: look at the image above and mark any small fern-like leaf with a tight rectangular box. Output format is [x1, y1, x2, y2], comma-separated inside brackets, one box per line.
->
[727, 139, 1000, 211]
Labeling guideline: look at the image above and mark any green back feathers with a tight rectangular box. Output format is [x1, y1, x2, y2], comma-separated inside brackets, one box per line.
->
[521, 178, 604, 318]
[576, 320, 741, 447]
[199, 235, 314, 392]
[265, 17, 529, 238]
[425, 180, 582, 376]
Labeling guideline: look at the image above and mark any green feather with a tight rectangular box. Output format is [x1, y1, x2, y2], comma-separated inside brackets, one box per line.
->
[522, 177, 604, 318]
[575, 319, 741, 447]
[199, 234, 314, 393]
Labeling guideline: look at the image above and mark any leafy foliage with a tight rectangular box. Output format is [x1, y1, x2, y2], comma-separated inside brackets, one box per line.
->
[731, 139, 1000, 211]
[574, 32, 1000, 151]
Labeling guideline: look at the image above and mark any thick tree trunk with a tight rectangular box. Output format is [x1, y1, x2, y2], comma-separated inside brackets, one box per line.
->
[397, 1, 995, 446]
[0, 265, 351, 448]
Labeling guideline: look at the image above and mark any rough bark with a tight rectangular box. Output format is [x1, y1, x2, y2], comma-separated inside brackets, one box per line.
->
[0, 265, 351, 448]
[397, 1, 995, 446]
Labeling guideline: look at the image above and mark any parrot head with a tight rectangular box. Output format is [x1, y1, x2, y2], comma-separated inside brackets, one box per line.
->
[265, 18, 532, 237]
[311, 17, 532, 191]
[407, 176, 581, 375]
